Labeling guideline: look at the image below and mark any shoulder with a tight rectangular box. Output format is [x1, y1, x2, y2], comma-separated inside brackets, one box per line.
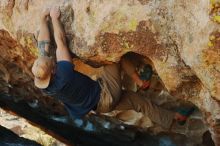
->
[57, 61, 74, 70]
[56, 61, 75, 75]
[46, 61, 74, 91]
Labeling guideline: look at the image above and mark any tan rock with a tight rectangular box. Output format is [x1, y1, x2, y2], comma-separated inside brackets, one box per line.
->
[0, 0, 220, 144]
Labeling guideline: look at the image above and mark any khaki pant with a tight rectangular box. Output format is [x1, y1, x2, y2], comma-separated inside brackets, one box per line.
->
[96, 61, 175, 129]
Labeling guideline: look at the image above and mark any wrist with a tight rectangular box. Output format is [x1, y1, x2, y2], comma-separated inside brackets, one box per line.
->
[51, 17, 60, 22]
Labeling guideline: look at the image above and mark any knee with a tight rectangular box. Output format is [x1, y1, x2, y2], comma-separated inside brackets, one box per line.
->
[122, 91, 145, 112]
[104, 63, 119, 69]
[103, 63, 120, 73]
[122, 90, 142, 101]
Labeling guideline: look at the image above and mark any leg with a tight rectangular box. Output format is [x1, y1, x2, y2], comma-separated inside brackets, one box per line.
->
[120, 55, 136, 77]
[121, 55, 146, 88]
[96, 63, 122, 113]
[38, 8, 51, 57]
[101, 63, 122, 106]
[115, 90, 175, 129]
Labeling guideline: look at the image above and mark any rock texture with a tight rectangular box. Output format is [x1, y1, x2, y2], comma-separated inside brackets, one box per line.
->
[0, 0, 220, 145]
[0, 94, 196, 146]
[0, 125, 41, 146]
[0, 108, 65, 145]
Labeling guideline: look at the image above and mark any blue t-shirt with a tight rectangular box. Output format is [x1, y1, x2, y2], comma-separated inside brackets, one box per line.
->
[43, 61, 101, 119]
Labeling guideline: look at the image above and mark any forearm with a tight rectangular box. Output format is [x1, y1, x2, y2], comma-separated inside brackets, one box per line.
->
[52, 19, 67, 49]
[38, 15, 50, 56]
[38, 41, 50, 56]
[51, 15, 71, 62]
[121, 56, 143, 87]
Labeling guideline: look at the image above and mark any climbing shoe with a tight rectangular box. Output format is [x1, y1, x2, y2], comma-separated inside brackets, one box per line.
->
[176, 107, 195, 125]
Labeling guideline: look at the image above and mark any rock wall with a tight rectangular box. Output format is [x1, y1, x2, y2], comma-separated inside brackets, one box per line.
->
[0, 125, 40, 146]
[0, 0, 220, 145]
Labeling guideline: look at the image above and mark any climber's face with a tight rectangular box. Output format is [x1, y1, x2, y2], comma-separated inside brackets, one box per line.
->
[32, 56, 54, 89]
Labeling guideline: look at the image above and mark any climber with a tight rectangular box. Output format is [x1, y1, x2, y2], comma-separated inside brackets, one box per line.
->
[31, 7, 193, 129]
[120, 52, 153, 91]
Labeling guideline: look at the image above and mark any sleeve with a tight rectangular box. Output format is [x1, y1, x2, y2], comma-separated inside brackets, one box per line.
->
[56, 61, 75, 79]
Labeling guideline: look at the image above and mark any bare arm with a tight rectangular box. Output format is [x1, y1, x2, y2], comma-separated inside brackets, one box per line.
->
[50, 7, 72, 62]
[121, 56, 143, 87]
[38, 9, 51, 57]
